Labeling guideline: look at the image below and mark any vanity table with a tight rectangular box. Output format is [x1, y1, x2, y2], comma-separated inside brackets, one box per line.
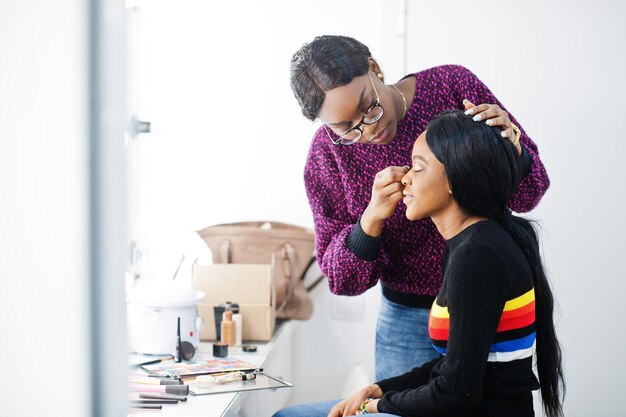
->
[130, 320, 295, 417]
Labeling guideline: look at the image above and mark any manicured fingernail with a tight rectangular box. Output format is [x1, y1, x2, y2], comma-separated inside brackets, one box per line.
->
[473, 114, 482, 121]
[464, 108, 474, 115]
[485, 119, 494, 126]
[501, 131, 509, 138]
[463, 99, 469, 104]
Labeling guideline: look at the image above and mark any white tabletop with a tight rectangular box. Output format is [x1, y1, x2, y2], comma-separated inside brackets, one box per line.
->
[128, 321, 292, 417]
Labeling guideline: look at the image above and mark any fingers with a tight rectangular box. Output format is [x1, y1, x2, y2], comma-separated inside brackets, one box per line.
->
[482, 114, 515, 140]
[464, 103, 489, 117]
[466, 104, 507, 122]
[463, 98, 475, 110]
[484, 115, 511, 129]
[368, 181, 404, 221]
[327, 403, 343, 417]
[374, 166, 411, 186]
[382, 182, 405, 198]
[379, 165, 411, 176]
[465, 104, 514, 137]
[344, 401, 363, 416]
[387, 190, 404, 206]
[368, 166, 410, 221]
[500, 127, 515, 140]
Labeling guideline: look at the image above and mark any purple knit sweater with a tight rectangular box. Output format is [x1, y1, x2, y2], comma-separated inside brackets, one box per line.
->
[303, 65, 550, 299]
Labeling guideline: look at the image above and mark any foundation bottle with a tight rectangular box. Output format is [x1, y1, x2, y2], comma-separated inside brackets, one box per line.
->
[232, 312, 242, 346]
[221, 310, 236, 347]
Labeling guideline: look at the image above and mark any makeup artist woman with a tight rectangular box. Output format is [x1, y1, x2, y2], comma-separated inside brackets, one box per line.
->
[289, 35, 550, 380]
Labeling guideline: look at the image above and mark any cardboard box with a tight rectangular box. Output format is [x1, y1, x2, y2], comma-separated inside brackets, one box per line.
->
[192, 262, 275, 342]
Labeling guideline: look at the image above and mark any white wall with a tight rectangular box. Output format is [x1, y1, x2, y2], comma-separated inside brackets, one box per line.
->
[0, 2, 90, 416]
[131, 0, 383, 234]
[0, 1, 128, 416]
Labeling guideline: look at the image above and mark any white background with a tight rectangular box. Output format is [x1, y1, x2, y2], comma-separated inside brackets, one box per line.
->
[1, 1, 127, 416]
[1, 2, 91, 416]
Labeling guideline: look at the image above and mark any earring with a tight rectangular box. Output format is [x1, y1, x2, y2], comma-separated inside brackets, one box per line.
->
[377, 72, 384, 79]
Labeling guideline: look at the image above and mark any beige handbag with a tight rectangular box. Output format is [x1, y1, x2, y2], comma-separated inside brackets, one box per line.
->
[196, 221, 320, 320]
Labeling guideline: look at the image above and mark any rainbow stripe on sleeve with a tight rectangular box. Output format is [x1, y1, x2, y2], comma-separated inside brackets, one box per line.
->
[428, 288, 536, 362]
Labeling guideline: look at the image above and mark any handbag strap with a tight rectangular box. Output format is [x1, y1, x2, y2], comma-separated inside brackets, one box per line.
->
[276, 243, 297, 315]
[302, 256, 326, 292]
[218, 239, 231, 264]
[277, 247, 325, 313]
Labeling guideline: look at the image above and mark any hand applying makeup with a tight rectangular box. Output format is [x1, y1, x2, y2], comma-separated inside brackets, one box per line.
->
[463, 99, 522, 156]
[360, 165, 411, 237]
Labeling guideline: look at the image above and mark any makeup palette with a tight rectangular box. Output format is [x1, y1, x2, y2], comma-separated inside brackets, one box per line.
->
[142, 357, 259, 378]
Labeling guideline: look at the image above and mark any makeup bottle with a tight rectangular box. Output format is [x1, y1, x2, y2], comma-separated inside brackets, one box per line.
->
[232, 312, 242, 346]
[175, 317, 182, 362]
[221, 310, 236, 347]
[214, 301, 236, 341]
[229, 304, 242, 346]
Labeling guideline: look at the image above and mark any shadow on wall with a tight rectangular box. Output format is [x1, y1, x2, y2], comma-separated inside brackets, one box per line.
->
[287, 271, 381, 405]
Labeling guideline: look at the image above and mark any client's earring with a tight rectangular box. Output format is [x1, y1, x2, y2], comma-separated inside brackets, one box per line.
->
[377, 72, 384, 79]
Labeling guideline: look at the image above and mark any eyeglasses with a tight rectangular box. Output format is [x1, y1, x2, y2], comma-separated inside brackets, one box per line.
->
[323, 71, 384, 146]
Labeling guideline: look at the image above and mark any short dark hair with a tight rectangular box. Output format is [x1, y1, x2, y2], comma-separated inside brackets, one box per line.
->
[290, 35, 371, 121]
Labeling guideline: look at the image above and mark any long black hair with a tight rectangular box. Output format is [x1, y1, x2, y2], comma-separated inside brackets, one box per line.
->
[426, 110, 565, 417]
[290, 35, 371, 121]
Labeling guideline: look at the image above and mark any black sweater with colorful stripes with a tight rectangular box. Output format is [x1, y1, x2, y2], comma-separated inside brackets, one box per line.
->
[376, 220, 540, 417]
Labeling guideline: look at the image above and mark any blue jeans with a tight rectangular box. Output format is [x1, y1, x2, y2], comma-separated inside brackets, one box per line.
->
[272, 399, 400, 417]
[375, 294, 441, 381]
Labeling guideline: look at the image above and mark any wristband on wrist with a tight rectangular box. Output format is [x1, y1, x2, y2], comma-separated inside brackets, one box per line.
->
[359, 397, 374, 414]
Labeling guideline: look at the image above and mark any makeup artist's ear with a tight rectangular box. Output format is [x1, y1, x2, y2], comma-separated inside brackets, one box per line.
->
[367, 57, 383, 78]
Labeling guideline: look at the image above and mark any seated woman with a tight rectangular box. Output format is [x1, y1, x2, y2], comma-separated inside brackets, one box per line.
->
[274, 110, 564, 417]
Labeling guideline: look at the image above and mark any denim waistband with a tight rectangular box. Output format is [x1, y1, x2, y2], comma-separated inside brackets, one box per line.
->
[382, 285, 435, 309]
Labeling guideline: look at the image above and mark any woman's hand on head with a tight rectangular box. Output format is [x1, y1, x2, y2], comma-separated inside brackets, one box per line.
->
[327, 385, 383, 417]
[361, 166, 410, 237]
[463, 99, 522, 155]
